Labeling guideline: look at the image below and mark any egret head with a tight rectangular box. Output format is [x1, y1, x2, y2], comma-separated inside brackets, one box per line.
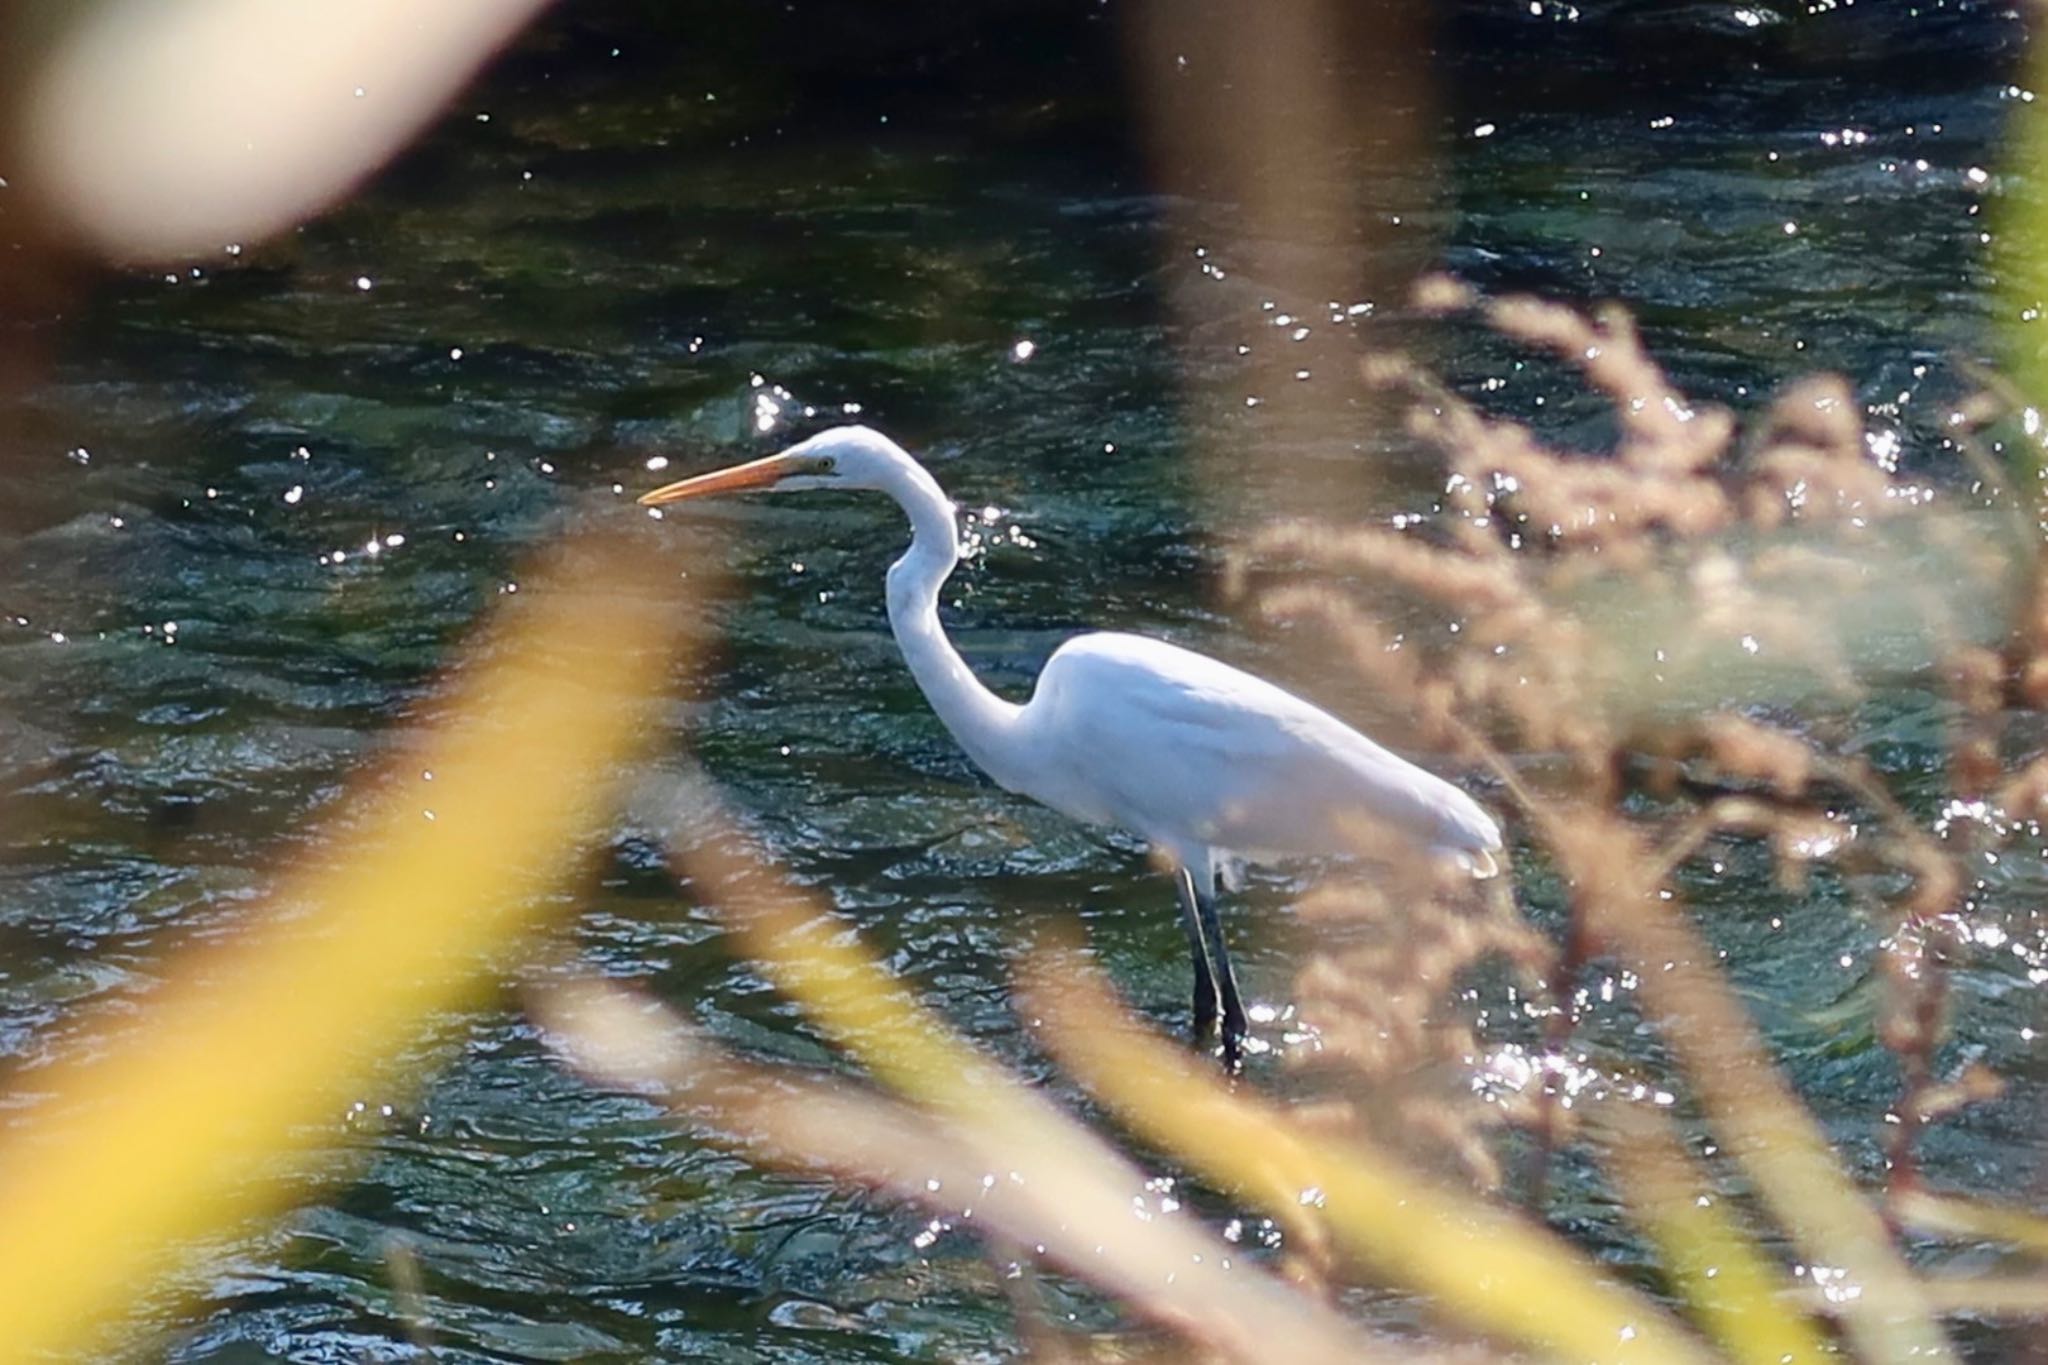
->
[637, 425, 915, 507]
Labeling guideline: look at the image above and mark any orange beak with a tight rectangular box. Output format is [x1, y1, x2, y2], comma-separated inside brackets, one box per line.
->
[637, 452, 798, 507]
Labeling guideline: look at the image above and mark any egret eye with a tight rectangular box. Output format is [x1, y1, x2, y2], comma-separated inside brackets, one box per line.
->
[813, 456, 837, 474]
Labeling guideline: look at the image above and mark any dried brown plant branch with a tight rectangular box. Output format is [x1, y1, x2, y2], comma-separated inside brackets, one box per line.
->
[1223, 282, 2048, 1362]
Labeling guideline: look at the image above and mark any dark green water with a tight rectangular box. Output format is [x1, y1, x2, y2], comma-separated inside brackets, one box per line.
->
[0, 3, 2041, 1358]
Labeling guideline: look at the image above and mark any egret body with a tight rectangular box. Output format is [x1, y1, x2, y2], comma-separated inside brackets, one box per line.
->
[640, 426, 1501, 1057]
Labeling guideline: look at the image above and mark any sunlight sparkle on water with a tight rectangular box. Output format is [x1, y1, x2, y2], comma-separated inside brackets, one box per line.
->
[1473, 1043, 1608, 1109]
[749, 376, 806, 434]
[1934, 797, 2003, 839]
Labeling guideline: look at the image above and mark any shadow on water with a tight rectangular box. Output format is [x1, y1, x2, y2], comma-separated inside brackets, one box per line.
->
[0, 1, 2036, 1357]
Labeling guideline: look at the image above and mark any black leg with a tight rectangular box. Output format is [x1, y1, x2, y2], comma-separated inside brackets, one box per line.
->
[1192, 879, 1247, 1058]
[1173, 867, 1221, 1037]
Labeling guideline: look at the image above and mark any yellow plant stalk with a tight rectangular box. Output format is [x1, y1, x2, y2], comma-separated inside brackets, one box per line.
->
[1997, 33, 2048, 495]
[0, 541, 680, 1362]
[534, 976, 1396, 1365]
[1601, 1104, 1832, 1364]
[691, 821, 1705, 1362]
[1893, 1188, 2048, 1260]
[1545, 809, 1953, 1365]
[692, 838, 1014, 1109]
[691, 849, 1703, 1360]
[1909, 1277, 2048, 1318]
[674, 824, 1706, 1359]
[1023, 956, 1717, 1365]
[664, 831, 1392, 1361]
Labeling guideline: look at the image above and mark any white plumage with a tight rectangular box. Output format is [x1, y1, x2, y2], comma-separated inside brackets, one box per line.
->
[642, 425, 1501, 1058]
[1018, 632, 1499, 878]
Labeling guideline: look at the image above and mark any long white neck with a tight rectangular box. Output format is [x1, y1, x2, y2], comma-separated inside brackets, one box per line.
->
[879, 460, 1030, 789]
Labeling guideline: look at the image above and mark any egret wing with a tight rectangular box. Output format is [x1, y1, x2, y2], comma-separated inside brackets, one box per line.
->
[1020, 633, 1496, 866]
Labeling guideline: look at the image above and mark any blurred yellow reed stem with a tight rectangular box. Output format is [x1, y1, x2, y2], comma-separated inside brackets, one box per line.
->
[681, 836, 1021, 1112]
[673, 823, 1650, 1358]
[1893, 1188, 2048, 1259]
[1022, 952, 1717, 1365]
[1601, 1103, 1832, 1363]
[534, 975, 1395, 1365]
[0, 541, 679, 1362]
[676, 831, 1409, 1361]
[1544, 809, 1954, 1365]
[1996, 31, 2048, 494]
[694, 801, 1679, 1363]
[1797, 1275, 2048, 1320]
[1909, 1276, 2048, 1317]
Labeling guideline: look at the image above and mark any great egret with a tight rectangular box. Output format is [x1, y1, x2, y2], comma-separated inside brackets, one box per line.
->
[640, 426, 1502, 1058]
